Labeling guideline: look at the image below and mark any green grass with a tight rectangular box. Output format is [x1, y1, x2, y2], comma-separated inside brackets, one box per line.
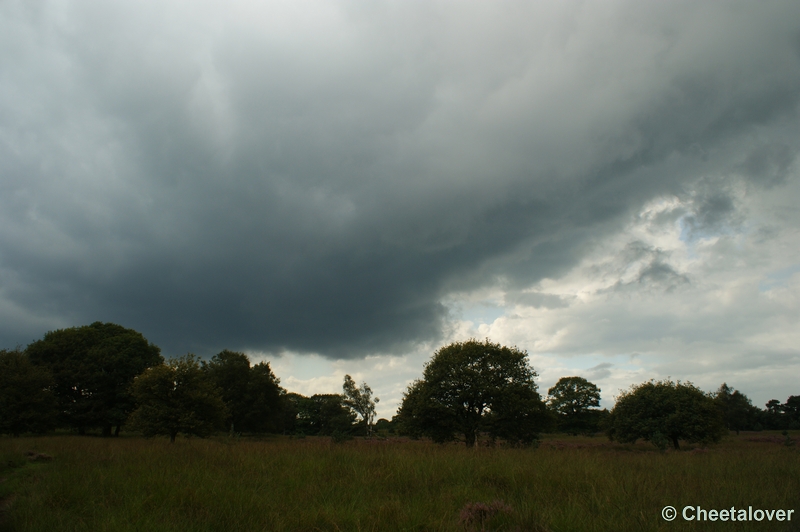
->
[0, 433, 798, 531]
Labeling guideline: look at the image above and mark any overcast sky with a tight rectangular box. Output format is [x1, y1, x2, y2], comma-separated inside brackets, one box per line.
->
[2, 0, 799, 418]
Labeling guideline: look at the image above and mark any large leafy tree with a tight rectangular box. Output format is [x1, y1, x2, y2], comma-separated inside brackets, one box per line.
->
[547, 376, 603, 434]
[396, 339, 550, 447]
[342, 375, 379, 436]
[203, 350, 284, 434]
[127, 354, 227, 443]
[26, 322, 163, 435]
[0, 348, 57, 436]
[607, 379, 726, 450]
[714, 383, 761, 434]
[244, 361, 285, 433]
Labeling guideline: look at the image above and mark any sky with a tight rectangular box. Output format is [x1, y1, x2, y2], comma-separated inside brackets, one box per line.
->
[2, 0, 799, 419]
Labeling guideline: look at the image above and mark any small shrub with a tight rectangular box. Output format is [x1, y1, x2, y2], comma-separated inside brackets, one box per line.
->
[458, 500, 513, 532]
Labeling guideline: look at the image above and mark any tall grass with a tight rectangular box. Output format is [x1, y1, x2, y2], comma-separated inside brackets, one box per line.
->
[1, 433, 798, 531]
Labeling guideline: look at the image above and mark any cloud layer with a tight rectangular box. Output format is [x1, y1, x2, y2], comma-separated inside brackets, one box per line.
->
[1, 1, 799, 410]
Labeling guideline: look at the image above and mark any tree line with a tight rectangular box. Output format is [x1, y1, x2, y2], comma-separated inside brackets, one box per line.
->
[392, 339, 798, 448]
[1, 324, 798, 448]
[0, 322, 378, 440]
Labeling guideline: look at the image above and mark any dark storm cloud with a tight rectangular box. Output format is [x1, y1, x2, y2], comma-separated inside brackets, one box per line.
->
[1, 0, 800, 357]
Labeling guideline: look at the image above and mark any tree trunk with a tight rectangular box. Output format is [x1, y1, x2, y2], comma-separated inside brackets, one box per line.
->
[465, 429, 476, 448]
[114, 425, 121, 437]
[672, 436, 680, 450]
[102, 424, 112, 437]
[78, 426, 86, 436]
[170, 432, 177, 443]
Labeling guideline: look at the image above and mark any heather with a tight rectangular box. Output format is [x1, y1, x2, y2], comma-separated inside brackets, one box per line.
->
[1, 432, 798, 532]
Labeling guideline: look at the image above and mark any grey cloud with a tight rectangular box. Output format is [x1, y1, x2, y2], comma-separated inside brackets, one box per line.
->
[598, 241, 690, 294]
[1, 1, 800, 357]
[738, 144, 797, 188]
[585, 363, 613, 381]
[681, 191, 740, 238]
[506, 292, 573, 310]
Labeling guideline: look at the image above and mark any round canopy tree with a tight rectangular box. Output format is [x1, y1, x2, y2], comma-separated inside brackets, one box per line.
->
[547, 376, 603, 434]
[397, 339, 550, 447]
[607, 379, 725, 450]
[128, 354, 227, 443]
[26, 322, 163, 435]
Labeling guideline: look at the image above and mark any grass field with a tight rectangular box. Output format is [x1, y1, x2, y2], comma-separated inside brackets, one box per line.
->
[1, 433, 798, 531]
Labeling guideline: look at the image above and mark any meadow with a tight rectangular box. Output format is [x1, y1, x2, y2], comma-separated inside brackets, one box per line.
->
[1, 433, 798, 532]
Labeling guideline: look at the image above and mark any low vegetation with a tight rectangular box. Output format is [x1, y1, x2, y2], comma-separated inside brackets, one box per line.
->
[1, 432, 798, 532]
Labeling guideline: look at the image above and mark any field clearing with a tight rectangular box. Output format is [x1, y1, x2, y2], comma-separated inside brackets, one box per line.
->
[1, 433, 798, 531]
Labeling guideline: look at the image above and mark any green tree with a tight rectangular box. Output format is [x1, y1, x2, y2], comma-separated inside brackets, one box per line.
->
[714, 383, 761, 434]
[763, 399, 787, 430]
[607, 379, 725, 450]
[203, 350, 250, 434]
[782, 396, 800, 429]
[127, 354, 227, 443]
[547, 376, 602, 434]
[26, 322, 163, 435]
[242, 361, 285, 433]
[0, 348, 57, 436]
[203, 351, 285, 434]
[342, 375, 379, 436]
[396, 339, 550, 447]
[203, 350, 284, 434]
[290, 393, 356, 436]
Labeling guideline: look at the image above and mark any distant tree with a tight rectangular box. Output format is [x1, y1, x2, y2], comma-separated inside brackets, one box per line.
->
[396, 339, 551, 447]
[547, 376, 602, 434]
[714, 383, 761, 434]
[290, 393, 356, 436]
[765, 399, 783, 414]
[607, 379, 726, 450]
[782, 396, 800, 429]
[203, 350, 284, 434]
[762, 399, 789, 430]
[342, 375, 379, 436]
[281, 392, 304, 434]
[374, 418, 394, 435]
[0, 348, 57, 436]
[127, 354, 227, 443]
[26, 322, 163, 435]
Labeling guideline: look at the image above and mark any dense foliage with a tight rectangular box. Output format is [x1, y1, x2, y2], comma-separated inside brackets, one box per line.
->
[0, 348, 57, 435]
[286, 393, 356, 436]
[547, 376, 605, 434]
[25, 322, 163, 436]
[714, 383, 761, 435]
[128, 354, 227, 442]
[607, 379, 726, 450]
[397, 339, 551, 446]
[203, 350, 285, 434]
